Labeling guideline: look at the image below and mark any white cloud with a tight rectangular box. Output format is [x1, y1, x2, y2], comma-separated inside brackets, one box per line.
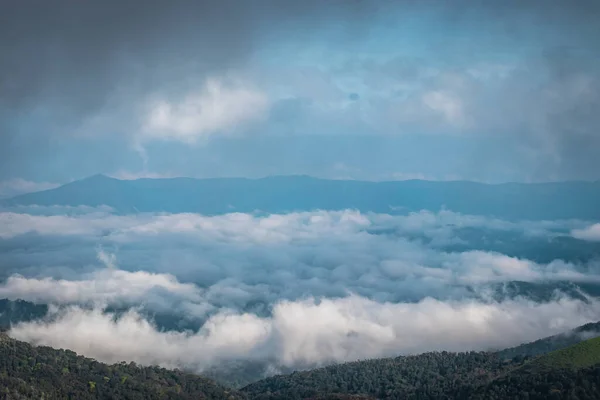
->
[9, 294, 600, 371]
[10, 307, 269, 370]
[96, 248, 117, 269]
[109, 170, 179, 180]
[0, 208, 578, 242]
[572, 223, 600, 242]
[421, 90, 468, 128]
[445, 251, 594, 285]
[0, 268, 203, 309]
[0, 211, 132, 238]
[140, 78, 269, 143]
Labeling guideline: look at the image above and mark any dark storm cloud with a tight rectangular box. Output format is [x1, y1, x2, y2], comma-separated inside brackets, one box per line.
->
[0, 0, 371, 111]
[2, 0, 597, 116]
[0, 0, 373, 168]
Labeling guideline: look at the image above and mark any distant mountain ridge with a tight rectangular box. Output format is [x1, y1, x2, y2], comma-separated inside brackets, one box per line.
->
[4, 174, 600, 220]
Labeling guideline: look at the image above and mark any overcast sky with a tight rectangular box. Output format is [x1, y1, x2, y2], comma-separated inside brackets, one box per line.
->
[1, 0, 599, 194]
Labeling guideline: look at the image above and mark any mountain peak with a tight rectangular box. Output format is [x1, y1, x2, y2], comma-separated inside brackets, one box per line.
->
[85, 173, 113, 181]
[72, 174, 122, 185]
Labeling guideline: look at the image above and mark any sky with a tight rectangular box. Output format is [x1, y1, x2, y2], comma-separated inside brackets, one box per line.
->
[0, 0, 599, 196]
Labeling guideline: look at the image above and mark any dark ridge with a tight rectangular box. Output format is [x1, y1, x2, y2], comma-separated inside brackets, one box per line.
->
[3, 175, 600, 220]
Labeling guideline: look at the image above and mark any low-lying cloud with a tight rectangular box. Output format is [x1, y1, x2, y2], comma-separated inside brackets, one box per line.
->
[0, 207, 584, 241]
[2, 206, 600, 374]
[573, 223, 600, 242]
[0, 209, 598, 308]
[9, 294, 600, 371]
[0, 269, 202, 311]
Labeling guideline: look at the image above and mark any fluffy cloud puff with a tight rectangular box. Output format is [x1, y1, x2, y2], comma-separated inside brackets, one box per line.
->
[0, 269, 202, 311]
[140, 78, 269, 144]
[572, 223, 600, 242]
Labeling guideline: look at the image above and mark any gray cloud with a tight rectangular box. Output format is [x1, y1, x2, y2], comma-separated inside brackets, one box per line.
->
[0, 1, 364, 111]
[0, 0, 373, 169]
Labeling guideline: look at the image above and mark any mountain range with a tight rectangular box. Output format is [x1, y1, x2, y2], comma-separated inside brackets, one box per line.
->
[4, 174, 600, 220]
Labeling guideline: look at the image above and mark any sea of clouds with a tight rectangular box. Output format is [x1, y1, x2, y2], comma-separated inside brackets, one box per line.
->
[1, 206, 600, 373]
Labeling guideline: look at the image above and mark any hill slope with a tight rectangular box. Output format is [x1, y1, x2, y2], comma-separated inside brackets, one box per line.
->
[528, 335, 600, 370]
[242, 333, 600, 400]
[0, 332, 243, 400]
[496, 321, 600, 361]
[466, 337, 600, 399]
[0, 299, 48, 330]
[4, 174, 600, 220]
[241, 351, 519, 400]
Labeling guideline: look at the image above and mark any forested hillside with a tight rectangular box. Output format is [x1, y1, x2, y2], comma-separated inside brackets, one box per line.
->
[242, 335, 600, 400]
[496, 321, 600, 360]
[0, 333, 243, 400]
[242, 351, 521, 399]
[3, 329, 600, 399]
[465, 336, 600, 400]
[0, 300, 48, 330]
[528, 336, 600, 370]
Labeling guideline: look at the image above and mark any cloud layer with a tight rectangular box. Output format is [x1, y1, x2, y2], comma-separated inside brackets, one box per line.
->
[0, 209, 596, 296]
[1, 205, 600, 373]
[10, 294, 600, 371]
[1, 209, 598, 306]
